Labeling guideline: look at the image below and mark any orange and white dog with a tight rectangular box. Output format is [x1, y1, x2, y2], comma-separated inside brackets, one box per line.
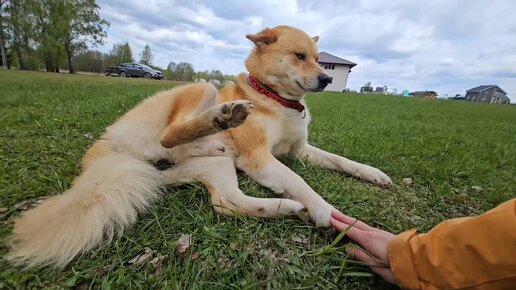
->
[7, 25, 392, 268]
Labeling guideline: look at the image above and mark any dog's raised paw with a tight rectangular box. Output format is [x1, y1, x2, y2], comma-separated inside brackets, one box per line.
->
[212, 100, 254, 130]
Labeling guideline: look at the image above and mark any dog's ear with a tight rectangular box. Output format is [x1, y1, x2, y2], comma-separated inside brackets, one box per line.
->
[246, 28, 277, 48]
[312, 36, 319, 43]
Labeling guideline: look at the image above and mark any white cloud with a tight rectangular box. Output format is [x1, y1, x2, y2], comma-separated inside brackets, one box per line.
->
[97, 0, 516, 100]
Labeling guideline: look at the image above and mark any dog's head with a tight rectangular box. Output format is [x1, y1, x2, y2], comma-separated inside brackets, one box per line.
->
[245, 26, 330, 100]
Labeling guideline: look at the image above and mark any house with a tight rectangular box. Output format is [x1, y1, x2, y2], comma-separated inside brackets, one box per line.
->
[465, 85, 510, 104]
[360, 85, 373, 93]
[374, 86, 386, 94]
[318, 51, 356, 92]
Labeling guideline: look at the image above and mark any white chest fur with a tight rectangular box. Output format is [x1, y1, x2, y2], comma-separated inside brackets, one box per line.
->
[268, 106, 311, 156]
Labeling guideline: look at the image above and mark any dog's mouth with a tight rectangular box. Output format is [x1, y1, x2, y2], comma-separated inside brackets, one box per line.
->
[295, 80, 306, 91]
[297, 80, 324, 92]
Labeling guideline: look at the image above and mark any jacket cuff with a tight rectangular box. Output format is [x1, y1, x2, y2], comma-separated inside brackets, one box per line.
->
[388, 229, 422, 290]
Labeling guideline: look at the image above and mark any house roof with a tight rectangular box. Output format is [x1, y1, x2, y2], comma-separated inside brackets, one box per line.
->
[466, 85, 506, 94]
[318, 52, 356, 67]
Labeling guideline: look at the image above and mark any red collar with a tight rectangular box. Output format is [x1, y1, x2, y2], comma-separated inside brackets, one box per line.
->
[247, 75, 305, 113]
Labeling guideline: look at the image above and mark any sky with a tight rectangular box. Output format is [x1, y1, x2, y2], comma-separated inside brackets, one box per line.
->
[97, 0, 516, 101]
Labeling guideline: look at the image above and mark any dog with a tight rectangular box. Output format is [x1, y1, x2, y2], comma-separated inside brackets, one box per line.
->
[7, 25, 391, 268]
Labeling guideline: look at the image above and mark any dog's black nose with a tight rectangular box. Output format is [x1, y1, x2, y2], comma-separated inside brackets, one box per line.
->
[316, 73, 331, 91]
[318, 73, 331, 85]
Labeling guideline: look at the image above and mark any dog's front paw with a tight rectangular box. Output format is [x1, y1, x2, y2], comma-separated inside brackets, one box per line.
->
[355, 166, 392, 187]
[212, 100, 254, 130]
[308, 202, 335, 228]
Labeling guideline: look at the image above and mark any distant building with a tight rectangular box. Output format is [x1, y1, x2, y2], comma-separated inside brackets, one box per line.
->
[318, 51, 356, 92]
[360, 86, 373, 93]
[465, 85, 510, 104]
[374, 86, 386, 94]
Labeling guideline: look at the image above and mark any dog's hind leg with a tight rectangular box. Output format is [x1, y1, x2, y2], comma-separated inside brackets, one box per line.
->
[161, 156, 308, 219]
[159, 84, 253, 148]
[160, 100, 253, 148]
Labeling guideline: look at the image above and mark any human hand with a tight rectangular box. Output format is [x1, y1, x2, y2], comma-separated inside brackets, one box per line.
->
[330, 210, 397, 285]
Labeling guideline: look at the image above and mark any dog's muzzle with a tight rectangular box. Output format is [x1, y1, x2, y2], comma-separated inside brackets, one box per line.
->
[315, 73, 331, 91]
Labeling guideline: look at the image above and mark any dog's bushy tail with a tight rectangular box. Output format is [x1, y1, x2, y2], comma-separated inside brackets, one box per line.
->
[6, 154, 163, 268]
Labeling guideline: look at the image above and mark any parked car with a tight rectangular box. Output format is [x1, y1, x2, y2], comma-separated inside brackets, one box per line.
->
[105, 63, 163, 79]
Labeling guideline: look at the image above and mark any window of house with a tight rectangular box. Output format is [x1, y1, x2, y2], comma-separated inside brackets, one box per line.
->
[329, 77, 333, 84]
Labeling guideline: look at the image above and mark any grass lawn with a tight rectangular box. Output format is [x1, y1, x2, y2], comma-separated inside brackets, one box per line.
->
[1, 70, 515, 289]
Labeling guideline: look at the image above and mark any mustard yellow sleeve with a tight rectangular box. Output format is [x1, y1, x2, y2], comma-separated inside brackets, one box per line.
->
[388, 198, 516, 290]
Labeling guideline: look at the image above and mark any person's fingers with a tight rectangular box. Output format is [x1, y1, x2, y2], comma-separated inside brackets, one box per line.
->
[331, 210, 372, 231]
[347, 247, 397, 285]
[330, 218, 366, 244]
[346, 246, 384, 267]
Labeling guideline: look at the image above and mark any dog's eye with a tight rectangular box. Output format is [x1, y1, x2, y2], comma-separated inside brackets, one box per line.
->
[295, 53, 306, 60]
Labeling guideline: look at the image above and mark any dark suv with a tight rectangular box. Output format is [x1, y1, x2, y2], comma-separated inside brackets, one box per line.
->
[105, 63, 163, 79]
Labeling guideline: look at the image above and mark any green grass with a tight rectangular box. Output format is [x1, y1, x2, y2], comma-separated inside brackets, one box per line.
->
[1, 70, 515, 289]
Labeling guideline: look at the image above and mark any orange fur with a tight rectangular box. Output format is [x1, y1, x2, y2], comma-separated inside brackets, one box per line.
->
[81, 139, 111, 170]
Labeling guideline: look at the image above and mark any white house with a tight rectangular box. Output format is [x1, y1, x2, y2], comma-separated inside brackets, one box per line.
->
[318, 51, 356, 92]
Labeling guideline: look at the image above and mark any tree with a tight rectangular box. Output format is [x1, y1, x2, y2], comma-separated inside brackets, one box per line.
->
[4, 0, 67, 72]
[223, 74, 236, 82]
[63, 0, 109, 74]
[194, 69, 210, 81]
[0, 0, 8, 68]
[165, 61, 194, 81]
[30, 0, 69, 72]
[1, 0, 108, 72]
[209, 69, 224, 83]
[139, 44, 153, 65]
[165, 61, 177, 80]
[106, 41, 133, 66]
[7, 0, 32, 70]
[74, 49, 104, 73]
[174, 62, 194, 81]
